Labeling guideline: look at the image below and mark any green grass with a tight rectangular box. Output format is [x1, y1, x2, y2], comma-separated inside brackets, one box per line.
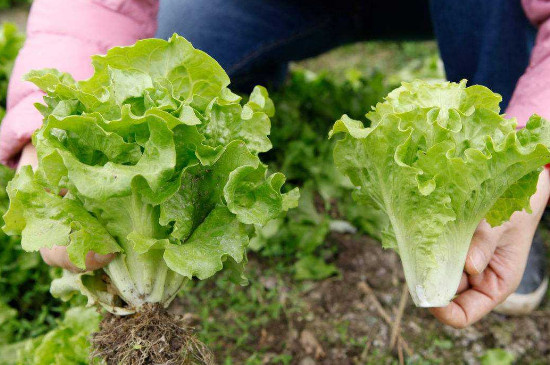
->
[295, 40, 444, 83]
[181, 263, 306, 364]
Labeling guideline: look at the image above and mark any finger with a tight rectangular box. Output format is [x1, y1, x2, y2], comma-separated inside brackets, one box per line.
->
[465, 221, 502, 275]
[470, 245, 528, 293]
[40, 246, 75, 271]
[429, 268, 508, 328]
[456, 272, 469, 294]
[529, 169, 550, 221]
[84, 251, 116, 271]
[429, 287, 497, 328]
[17, 144, 38, 171]
[40, 246, 114, 273]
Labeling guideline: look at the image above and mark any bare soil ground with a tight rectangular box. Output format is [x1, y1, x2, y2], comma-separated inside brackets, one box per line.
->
[178, 232, 550, 365]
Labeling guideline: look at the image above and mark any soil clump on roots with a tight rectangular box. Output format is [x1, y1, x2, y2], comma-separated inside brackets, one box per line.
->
[91, 304, 214, 365]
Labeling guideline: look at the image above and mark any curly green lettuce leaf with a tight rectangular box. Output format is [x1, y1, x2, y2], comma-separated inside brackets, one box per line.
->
[34, 112, 180, 203]
[331, 80, 550, 307]
[26, 35, 229, 118]
[163, 206, 248, 280]
[225, 165, 298, 226]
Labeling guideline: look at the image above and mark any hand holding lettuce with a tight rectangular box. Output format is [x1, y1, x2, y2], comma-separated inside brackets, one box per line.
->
[331, 80, 550, 308]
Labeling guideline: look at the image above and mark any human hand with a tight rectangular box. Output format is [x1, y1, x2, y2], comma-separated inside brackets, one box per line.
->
[430, 169, 550, 328]
[18, 143, 115, 273]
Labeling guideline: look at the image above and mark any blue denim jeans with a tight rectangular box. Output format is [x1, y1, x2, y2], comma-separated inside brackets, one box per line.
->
[156, 0, 536, 109]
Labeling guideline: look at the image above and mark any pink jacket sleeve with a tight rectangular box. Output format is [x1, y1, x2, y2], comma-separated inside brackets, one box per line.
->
[506, 0, 550, 126]
[0, 0, 159, 166]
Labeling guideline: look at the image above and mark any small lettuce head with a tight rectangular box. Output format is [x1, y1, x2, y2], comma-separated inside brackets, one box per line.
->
[3, 34, 298, 314]
[330, 80, 550, 306]
[15, 307, 101, 365]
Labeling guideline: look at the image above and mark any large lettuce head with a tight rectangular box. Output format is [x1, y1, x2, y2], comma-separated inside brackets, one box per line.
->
[3, 34, 298, 314]
[330, 80, 550, 307]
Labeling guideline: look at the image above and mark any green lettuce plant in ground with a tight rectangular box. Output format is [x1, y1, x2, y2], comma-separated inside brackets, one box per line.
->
[15, 307, 100, 365]
[330, 80, 550, 306]
[2, 34, 297, 363]
[480, 349, 514, 365]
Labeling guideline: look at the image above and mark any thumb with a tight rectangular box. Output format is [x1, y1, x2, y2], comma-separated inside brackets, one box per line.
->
[465, 221, 502, 275]
[17, 143, 38, 171]
[40, 246, 115, 273]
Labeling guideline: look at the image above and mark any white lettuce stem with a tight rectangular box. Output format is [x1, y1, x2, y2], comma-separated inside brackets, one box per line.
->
[104, 252, 187, 311]
[98, 193, 187, 313]
[397, 224, 477, 307]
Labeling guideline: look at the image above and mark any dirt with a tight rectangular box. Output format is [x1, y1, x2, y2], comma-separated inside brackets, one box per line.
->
[178, 232, 550, 364]
[91, 304, 214, 365]
[304, 233, 549, 364]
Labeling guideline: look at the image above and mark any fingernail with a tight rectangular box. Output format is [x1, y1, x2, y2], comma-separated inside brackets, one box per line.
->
[470, 249, 484, 274]
[93, 253, 113, 265]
